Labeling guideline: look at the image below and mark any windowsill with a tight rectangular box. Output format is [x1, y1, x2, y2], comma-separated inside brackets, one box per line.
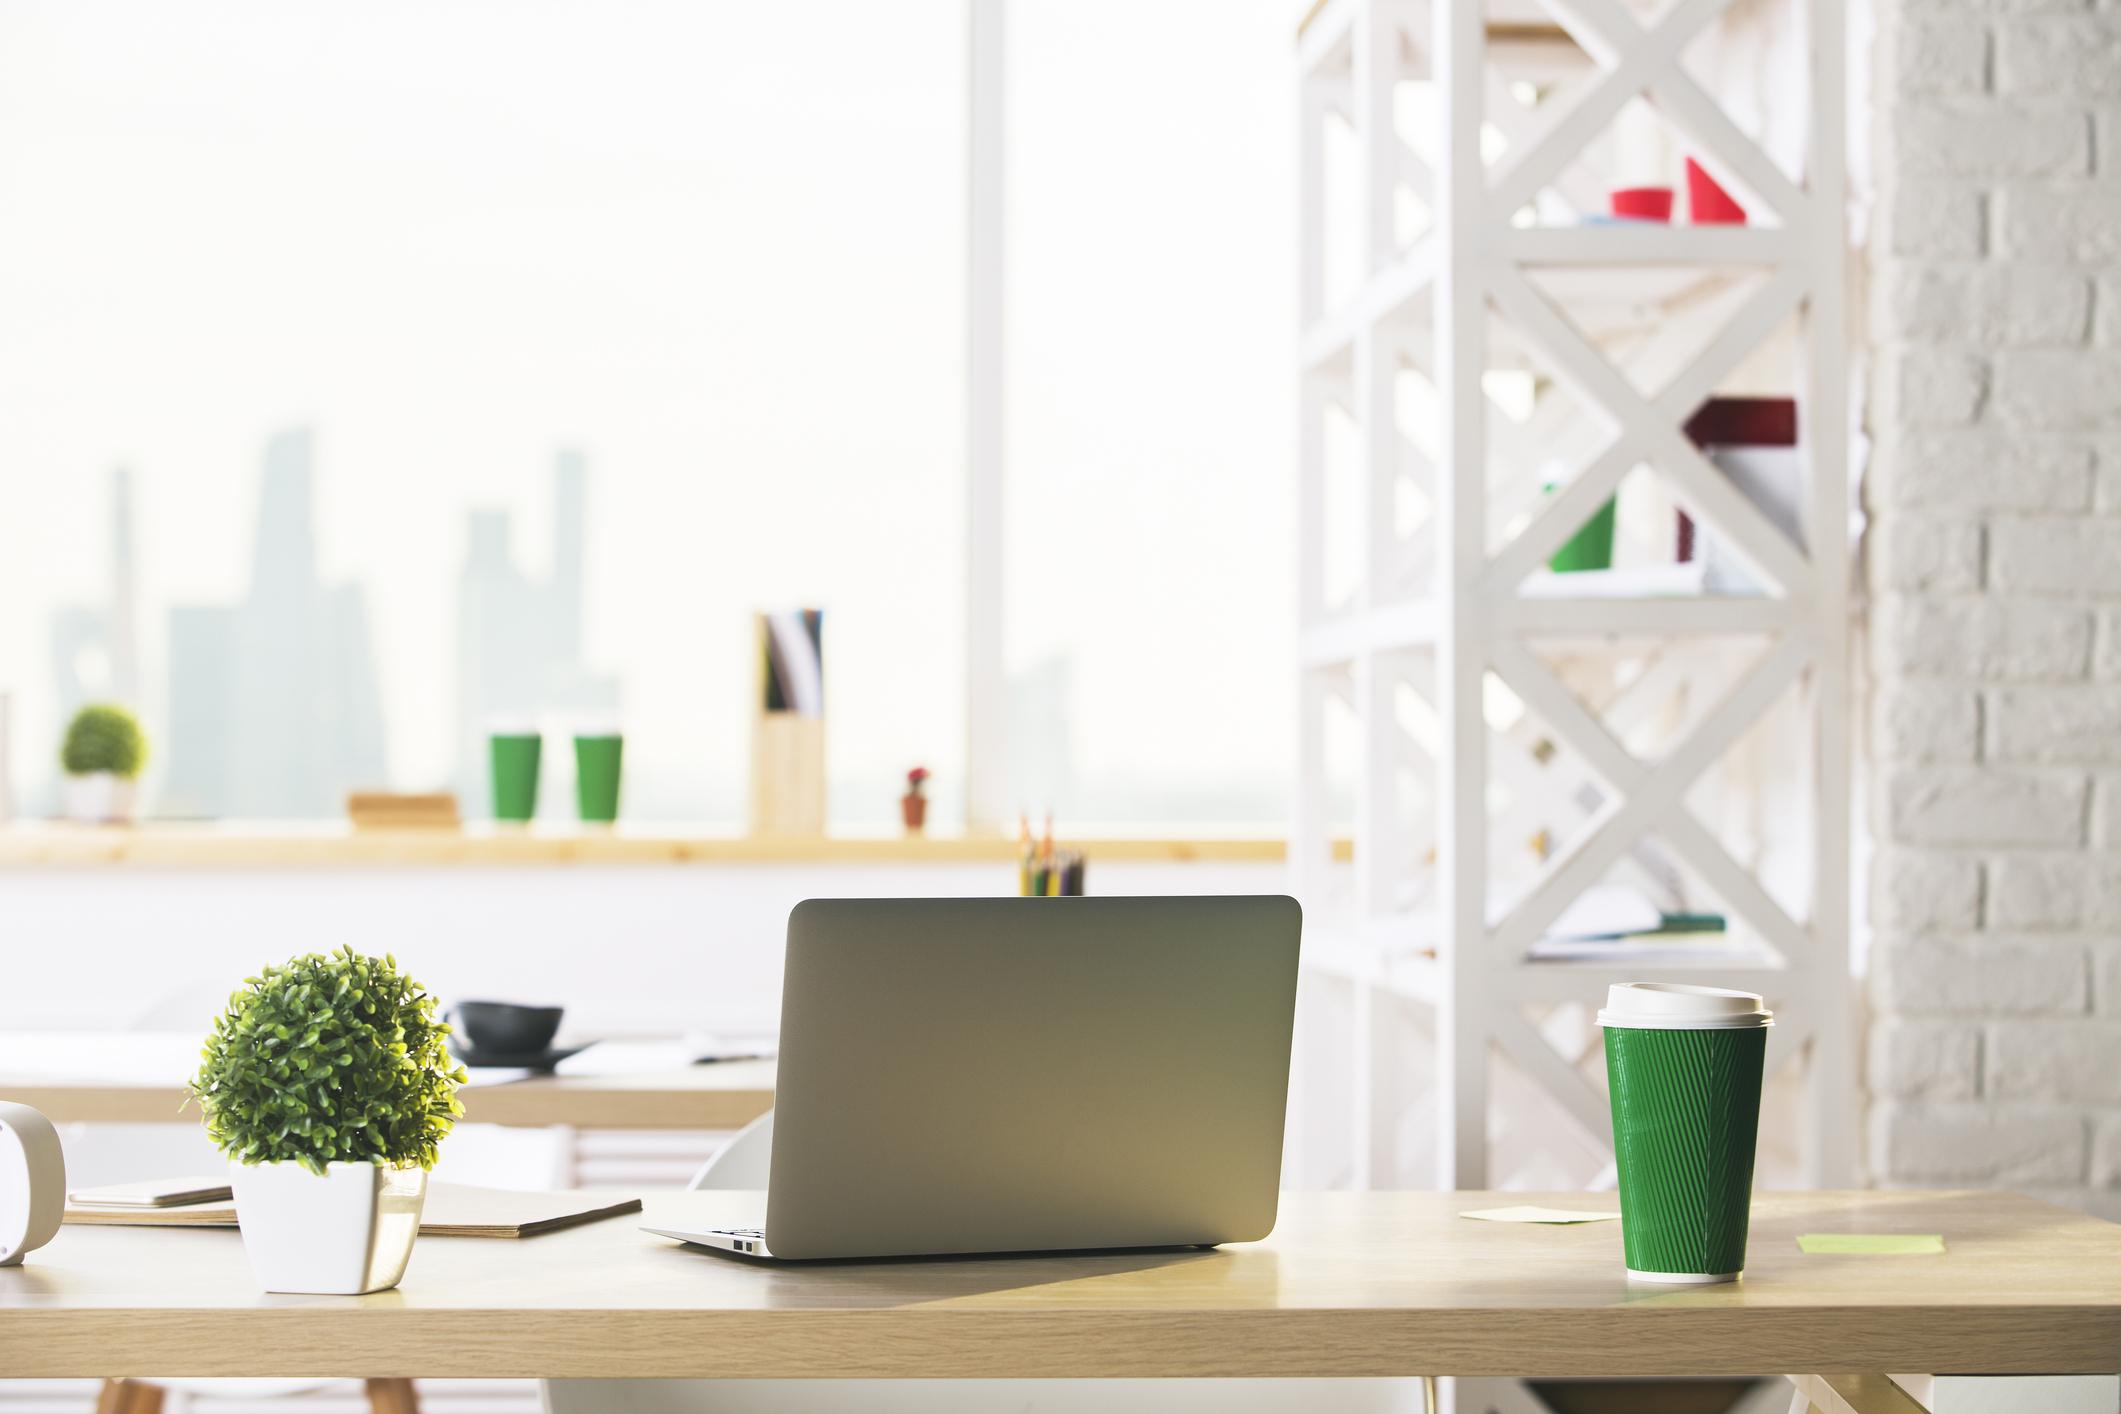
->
[0, 821, 1345, 868]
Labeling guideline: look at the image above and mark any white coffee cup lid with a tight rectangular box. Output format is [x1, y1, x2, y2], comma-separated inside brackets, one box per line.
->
[1597, 982, 1772, 1030]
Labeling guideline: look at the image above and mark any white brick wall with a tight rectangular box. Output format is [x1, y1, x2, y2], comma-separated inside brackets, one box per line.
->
[1869, 0, 2121, 1217]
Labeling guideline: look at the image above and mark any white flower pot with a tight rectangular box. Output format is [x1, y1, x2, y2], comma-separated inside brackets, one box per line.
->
[229, 1160, 427, 1294]
[62, 772, 136, 824]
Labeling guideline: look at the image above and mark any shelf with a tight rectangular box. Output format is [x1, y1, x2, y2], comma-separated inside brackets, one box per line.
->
[0, 823, 1349, 870]
[1297, 0, 1574, 72]
[1501, 224, 1793, 268]
[1304, 933, 1791, 1007]
[1292, 0, 1850, 1189]
[1302, 581, 1795, 659]
[1499, 580, 1799, 634]
[1300, 600, 1440, 665]
[1302, 233, 1771, 376]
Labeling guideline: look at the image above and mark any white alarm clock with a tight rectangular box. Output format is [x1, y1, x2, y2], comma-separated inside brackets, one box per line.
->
[0, 1101, 65, 1265]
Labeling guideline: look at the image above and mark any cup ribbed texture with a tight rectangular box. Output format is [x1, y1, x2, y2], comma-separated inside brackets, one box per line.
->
[1604, 1026, 1765, 1276]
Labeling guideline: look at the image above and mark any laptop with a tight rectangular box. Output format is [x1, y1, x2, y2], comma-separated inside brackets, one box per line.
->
[644, 894, 1301, 1261]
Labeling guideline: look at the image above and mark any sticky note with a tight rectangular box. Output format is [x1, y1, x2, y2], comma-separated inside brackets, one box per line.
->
[1460, 1206, 1621, 1225]
[1796, 1233, 1945, 1255]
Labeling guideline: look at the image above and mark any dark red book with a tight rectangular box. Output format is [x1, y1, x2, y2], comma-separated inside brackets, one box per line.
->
[1678, 396, 1800, 558]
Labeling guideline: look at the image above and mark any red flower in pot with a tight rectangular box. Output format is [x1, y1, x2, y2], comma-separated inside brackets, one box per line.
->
[900, 767, 930, 835]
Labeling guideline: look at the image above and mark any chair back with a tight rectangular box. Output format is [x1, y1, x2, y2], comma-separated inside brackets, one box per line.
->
[687, 1110, 773, 1191]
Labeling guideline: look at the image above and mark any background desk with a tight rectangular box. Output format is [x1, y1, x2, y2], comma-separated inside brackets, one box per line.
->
[0, 1033, 776, 1131]
[3, 1190, 2116, 1381]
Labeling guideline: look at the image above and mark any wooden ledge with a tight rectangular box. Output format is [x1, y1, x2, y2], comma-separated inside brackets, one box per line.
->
[0, 824, 1347, 870]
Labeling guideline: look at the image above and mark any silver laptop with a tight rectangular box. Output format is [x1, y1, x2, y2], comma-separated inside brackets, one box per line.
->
[645, 894, 1301, 1261]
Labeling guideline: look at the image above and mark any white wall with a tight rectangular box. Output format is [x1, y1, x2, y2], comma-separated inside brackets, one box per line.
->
[1866, 0, 2121, 1217]
[11, 858, 1296, 1197]
[2, 860, 1286, 1037]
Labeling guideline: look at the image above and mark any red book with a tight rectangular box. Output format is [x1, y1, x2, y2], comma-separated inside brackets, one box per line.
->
[1685, 157, 1747, 224]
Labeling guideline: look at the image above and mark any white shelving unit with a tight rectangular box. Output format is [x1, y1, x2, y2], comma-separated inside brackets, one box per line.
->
[1292, 0, 1851, 1190]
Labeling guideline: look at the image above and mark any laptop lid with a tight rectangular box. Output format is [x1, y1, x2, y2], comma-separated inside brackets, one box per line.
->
[764, 894, 1301, 1260]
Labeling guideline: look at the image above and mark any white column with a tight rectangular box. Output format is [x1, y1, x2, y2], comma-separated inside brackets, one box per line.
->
[1800, 0, 1854, 1186]
[1432, 0, 1491, 1190]
[964, 0, 1009, 835]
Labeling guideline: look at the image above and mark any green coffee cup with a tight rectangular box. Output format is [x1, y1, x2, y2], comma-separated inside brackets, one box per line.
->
[1599, 982, 1771, 1284]
[573, 732, 623, 824]
[489, 729, 542, 822]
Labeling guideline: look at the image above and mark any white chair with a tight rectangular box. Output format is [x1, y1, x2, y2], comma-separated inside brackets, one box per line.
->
[543, 1112, 1430, 1414]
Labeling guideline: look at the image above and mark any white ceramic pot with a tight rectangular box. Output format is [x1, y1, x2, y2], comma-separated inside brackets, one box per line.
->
[62, 772, 136, 824]
[228, 1160, 427, 1294]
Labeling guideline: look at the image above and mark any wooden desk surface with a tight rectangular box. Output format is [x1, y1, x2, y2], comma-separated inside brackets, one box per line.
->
[0, 1034, 775, 1131]
[3, 1190, 2116, 1380]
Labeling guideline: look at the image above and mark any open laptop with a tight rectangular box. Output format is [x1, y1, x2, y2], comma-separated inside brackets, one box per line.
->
[644, 894, 1301, 1261]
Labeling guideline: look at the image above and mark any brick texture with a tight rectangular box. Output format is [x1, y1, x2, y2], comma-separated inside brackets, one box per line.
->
[1868, 0, 2119, 1205]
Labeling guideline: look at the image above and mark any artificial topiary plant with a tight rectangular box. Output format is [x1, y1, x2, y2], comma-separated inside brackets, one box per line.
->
[60, 703, 146, 778]
[190, 948, 467, 1175]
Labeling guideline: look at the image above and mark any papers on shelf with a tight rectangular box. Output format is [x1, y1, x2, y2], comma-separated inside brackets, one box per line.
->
[1546, 885, 1662, 941]
[1526, 885, 1732, 962]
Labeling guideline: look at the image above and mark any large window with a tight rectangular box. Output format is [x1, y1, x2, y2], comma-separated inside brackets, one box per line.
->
[0, 0, 966, 824]
[0, 0, 1292, 830]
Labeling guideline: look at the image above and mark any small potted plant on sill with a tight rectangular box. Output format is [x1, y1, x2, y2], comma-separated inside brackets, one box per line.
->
[189, 947, 465, 1294]
[59, 703, 146, 824]
[900, 766, 931, 835]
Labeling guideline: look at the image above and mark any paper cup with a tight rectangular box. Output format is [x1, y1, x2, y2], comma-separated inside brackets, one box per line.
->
[488, 720, 543, 823]
[1599, 983, 1771, 1284]
[573, 730, 624, 824]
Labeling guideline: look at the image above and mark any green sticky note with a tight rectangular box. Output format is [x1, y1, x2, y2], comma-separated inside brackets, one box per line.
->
[1796, 1233, 1945, 1255]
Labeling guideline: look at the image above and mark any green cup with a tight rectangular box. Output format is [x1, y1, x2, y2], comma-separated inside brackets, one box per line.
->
[489, 729, 542, 823]
[573, 732, 623, 824]
[1599, 983, 1771, 1284]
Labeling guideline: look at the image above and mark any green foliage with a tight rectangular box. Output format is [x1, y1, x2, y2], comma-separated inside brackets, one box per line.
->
[60, 703, 146, 778]
[190, 947, 466, 1174]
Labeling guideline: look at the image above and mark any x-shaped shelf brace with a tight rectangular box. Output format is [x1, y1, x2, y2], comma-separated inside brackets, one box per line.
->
[1385, 650, 1694, 917]
[1490, 0, 1812, 227]
[1483, 259, 1815, 597]
[1487, 626, 1814, 961]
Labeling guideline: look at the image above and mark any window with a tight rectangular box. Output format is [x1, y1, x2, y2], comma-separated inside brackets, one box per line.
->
[1002, 0, 1295, 825]
[0, 0, 966, 824]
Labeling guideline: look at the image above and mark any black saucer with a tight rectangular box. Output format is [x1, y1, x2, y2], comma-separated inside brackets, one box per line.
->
[449, 1041, 589, 1072]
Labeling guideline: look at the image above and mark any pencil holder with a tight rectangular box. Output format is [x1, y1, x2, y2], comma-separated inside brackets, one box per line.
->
[749, 610, 826, 837]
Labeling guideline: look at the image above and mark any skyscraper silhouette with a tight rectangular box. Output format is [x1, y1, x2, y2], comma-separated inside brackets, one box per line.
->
[454, 448, 619, 806]
[163, 428, 388, 818]
[48, 466, 141, 721]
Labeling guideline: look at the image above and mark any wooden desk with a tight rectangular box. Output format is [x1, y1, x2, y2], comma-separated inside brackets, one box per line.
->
[2, 1190, 2116, 1380]
[0, 1034, 775, 1131]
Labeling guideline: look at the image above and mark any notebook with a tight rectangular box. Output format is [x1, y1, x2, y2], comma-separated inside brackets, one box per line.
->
[64, 1182, 640, 1238]
[69, 1176, 232, 1208]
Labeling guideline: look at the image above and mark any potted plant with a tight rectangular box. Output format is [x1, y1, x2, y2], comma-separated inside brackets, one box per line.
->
[59, 703, 145, 823]
[189, 947, 465, 1294]
[900, 766, 930, 835]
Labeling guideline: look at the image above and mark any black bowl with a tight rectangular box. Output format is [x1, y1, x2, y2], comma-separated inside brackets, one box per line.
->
[453, 1000, 563, 1056]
